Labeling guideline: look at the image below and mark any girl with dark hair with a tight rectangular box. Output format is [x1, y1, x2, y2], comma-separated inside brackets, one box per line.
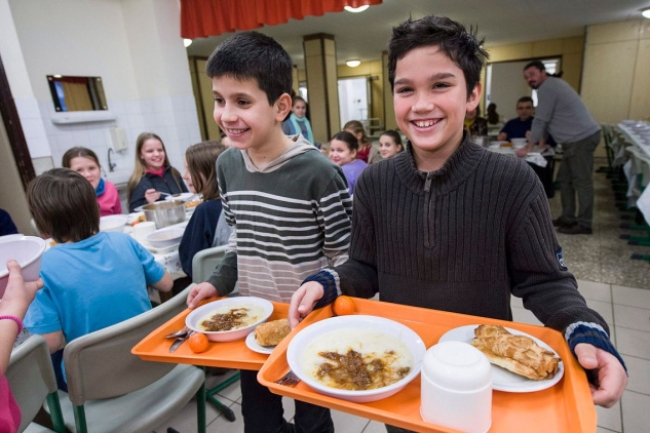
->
[329, 131, 368, 195]
[378, 130, 404, 159]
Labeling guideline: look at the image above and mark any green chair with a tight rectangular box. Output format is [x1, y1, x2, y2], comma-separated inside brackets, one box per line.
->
[57, 286, 207, 433]
[7, 335, 66, 433]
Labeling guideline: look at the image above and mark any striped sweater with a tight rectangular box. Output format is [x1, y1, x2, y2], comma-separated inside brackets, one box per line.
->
[206, 137, 352, 303]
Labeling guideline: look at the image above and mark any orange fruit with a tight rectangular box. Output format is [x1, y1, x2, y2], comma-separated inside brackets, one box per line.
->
[188, 332, 209, 353]
[333, 295, 355, 316]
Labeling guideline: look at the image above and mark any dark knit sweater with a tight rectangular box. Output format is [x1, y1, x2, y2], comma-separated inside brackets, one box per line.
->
[306, 133, 625, 370]
[179, 199, 223, 278]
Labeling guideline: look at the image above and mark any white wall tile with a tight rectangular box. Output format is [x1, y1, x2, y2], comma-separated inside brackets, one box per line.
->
[26, 136, 51, 158]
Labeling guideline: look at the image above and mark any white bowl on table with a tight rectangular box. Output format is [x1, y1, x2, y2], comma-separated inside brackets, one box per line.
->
[185, 296, 274, 342]
[146, 226, 185, 249]
[511, 138, 528, 149]
[286, 315, 426, 403]
[99, 215, 128, 232]
[0, 236, 46, 298]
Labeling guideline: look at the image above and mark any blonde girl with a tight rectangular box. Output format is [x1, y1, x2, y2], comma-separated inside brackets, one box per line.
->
[127, 132, 187, 212]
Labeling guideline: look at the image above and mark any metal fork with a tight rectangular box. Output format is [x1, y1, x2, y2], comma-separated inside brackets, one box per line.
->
[275, 370, 300, 387]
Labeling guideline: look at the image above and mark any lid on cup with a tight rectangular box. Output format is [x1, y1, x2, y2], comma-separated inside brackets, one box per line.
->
[422, 341, 491, 391]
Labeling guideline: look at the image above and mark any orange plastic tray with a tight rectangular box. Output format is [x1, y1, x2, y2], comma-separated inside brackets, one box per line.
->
[132, 299, 288, 370]
[257, 297, 597, 433]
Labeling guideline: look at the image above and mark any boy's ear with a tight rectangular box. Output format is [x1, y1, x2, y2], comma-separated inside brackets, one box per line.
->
[275, 92, 293, 122]
[466, 82, 482, 112]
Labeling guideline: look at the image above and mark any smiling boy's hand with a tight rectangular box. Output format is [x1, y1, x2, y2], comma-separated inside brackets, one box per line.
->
[288, 282, 324, 328]
[186, 282, 218, 309]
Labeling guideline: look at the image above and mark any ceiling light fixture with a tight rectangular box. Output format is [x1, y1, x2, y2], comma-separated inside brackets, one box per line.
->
[183, 38, 193, 48]
[344, 5, 370, 13]
[346, 60, 361, 68]
[642, 8, 650, 19]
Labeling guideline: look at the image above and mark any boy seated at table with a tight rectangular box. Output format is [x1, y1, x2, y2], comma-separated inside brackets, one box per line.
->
[185, 31, 352, 433]
[24, 168, 172, 389]
[289, 15, 627, 420]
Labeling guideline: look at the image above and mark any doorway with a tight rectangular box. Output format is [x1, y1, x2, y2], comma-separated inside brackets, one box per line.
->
[338, 77, 370, 130]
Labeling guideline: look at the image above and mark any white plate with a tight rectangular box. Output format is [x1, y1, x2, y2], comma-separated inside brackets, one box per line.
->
[245, 330, 274, 355]
[165, 192, 195, 202]
[438, 325, 564, 393]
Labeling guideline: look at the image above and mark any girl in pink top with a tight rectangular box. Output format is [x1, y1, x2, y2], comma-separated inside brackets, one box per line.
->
[62, 147, 122, 216]
[1, 260, 44, 430]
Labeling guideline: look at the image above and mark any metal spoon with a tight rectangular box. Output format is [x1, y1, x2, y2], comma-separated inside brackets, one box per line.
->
[164, 326, 189, 339]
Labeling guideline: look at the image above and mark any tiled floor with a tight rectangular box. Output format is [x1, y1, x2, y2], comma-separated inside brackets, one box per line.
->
[155, 159, 650, 433]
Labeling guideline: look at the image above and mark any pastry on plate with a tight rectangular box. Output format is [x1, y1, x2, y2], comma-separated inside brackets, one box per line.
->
[471, 324, 559, 380]
[255, 318, 290, 347]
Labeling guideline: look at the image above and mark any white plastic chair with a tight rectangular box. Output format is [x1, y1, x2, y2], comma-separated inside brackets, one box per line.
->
[191, 244, 228, 284]
[7, 335, 66, 433]
[57, 286, 206, 433]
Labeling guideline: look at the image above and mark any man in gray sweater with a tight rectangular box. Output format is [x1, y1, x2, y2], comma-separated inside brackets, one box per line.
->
[517, 61, 601, 235]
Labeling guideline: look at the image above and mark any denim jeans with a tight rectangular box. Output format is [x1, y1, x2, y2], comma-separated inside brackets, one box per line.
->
[239, 369, 334, 433]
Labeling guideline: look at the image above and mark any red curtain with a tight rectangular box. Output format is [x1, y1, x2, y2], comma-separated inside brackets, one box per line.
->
[180, 0, 382, 39]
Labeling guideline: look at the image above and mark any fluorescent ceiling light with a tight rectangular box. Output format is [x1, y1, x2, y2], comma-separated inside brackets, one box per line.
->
[344, 5, 370, 13]
[346, 60, 361, 68]
[643, 8, 650, 19]
[183, 38, 193, 47]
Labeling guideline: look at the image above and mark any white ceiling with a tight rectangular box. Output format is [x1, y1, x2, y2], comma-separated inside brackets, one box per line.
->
[186, 0, 650, 69]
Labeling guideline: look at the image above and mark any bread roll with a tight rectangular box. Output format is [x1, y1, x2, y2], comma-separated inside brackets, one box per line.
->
[471, 325, 559, 380]
[255, 319, 290, 347]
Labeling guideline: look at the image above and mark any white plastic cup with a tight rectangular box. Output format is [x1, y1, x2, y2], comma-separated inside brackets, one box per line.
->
[132, 221, 156, 240]
[420, 341, 492, 433]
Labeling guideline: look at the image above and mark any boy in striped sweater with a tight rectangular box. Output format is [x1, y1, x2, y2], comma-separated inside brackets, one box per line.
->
[186, 32, 351, 433]
[289, 15, 627, 420]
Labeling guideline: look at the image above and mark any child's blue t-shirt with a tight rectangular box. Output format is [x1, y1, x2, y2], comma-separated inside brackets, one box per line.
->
[24, 232, 164, 344]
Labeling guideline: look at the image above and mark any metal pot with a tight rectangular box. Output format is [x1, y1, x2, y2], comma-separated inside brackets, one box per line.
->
[142, 200, 186, 229]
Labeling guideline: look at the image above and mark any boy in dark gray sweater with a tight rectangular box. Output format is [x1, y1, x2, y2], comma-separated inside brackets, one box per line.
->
[290, 15, 627, 415]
